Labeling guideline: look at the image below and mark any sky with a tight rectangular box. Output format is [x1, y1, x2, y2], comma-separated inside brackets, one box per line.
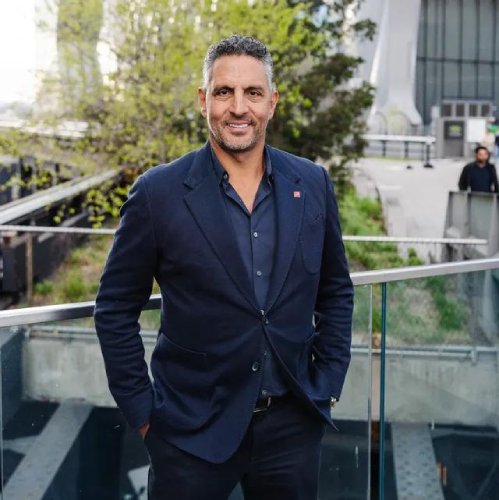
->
[0, 0, 38, 104]
[0, 0, 114, 111]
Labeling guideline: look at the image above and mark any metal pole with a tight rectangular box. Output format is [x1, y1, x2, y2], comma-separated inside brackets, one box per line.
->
[424, 142, 433, 168]
[0, 353, 3, 500]
[26, 233, 33, 305]
[367, 285, 373, 500]
[379, 282, 387, 500]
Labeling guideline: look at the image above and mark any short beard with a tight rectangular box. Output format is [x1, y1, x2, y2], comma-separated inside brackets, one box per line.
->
[217, 137, 259, 154]
[209, 124, 262, 154]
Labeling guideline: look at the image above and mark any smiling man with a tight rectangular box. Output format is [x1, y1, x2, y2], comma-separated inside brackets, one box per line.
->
[94, 35, 353, 500]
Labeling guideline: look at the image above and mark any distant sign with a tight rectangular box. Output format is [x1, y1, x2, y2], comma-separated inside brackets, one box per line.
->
[444, 121, 464, 139]
[466, 118, 487, 143]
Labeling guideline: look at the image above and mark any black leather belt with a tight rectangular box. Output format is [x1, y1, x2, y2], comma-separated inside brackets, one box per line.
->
[253, 393, 291, 413]
[253, 396, 273, 413]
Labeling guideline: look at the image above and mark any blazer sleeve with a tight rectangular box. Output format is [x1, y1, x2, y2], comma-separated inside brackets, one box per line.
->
[313, 167, 354, 399]
[458, 165, 469, 191]
[94, 175, 157, 430]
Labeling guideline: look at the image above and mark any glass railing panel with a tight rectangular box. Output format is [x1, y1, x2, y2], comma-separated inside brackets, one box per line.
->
[230, 284, 375, 499]
[384, 270, 495, 348]
[228, 284, 375, 499]
[0, 324, 24, 499]
[319, 283, 373, 500]
[0, 284, 375, 500]
[6, 260, 497, 499]
[0, 318, 151, 499]
[380, 270, 499, 499]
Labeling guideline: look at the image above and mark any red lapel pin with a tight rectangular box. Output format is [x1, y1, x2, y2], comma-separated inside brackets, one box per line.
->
[293, 191, 301, 198]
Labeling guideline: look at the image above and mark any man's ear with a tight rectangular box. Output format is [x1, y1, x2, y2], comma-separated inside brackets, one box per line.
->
[198, 87, 207, 117]
[268, 89, 279, 119]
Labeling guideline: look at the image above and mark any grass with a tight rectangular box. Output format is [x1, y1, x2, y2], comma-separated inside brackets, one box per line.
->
[31, 234, 113, 306]
[339, 189, 407, 271]
[424, 276, 467, 331]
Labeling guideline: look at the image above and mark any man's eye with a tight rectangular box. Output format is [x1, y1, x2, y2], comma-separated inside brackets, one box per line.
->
[215, 89, 230, 96]
[249, 90, 262, 97]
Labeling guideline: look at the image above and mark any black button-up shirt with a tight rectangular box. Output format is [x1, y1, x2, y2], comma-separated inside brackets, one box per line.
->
[210, 146, 289, 397]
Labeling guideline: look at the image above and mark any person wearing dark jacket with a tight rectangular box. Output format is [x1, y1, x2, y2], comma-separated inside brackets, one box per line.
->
[458, 145, 499, 193]
[94, 35, 353, 500]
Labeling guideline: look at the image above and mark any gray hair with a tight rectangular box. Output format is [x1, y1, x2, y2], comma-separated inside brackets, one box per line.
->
[202, 35, 275, 91]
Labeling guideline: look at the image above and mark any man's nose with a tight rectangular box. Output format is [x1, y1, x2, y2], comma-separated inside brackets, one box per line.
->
[230, 91, 248, 115]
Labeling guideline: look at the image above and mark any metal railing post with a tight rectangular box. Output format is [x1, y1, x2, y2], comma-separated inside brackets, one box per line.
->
[378, 282, 387, 500]
[25, 232, 33, 304]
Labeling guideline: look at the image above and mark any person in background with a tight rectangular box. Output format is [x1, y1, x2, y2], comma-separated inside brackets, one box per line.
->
[458, 145, 499, 193]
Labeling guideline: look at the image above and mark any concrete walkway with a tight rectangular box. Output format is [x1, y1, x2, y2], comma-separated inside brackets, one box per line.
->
[351, 157, 466, 239]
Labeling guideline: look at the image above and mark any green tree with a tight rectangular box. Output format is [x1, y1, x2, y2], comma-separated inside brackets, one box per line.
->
[33, 0, 375, 196]
[56, 0, 104, 118]
[99, 0, 373, 188]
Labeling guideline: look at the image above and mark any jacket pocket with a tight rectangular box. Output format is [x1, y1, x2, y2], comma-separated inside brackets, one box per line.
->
[151, 333, 213, 429]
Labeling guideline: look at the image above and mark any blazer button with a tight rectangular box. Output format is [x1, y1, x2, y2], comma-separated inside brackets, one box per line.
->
[251, 361, 260, 372]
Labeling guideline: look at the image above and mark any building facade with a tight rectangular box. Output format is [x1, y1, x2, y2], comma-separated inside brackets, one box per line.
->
[355, 0, 499, 134]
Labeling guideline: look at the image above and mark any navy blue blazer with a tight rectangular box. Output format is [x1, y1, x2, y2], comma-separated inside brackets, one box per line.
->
[94, 143, 353, 463]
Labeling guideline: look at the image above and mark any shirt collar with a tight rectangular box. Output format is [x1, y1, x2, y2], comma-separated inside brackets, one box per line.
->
[209, 144, 273, 185]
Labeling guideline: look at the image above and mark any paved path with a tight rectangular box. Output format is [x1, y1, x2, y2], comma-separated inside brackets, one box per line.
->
[351, 157, 465, 239]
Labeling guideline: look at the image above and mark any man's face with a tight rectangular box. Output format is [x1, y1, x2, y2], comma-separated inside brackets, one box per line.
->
[476, 148, 489, 164]
[198, 55, 279, 154]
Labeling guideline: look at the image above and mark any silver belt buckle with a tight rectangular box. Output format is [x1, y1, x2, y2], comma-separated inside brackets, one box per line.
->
[253, 396, 272, 413]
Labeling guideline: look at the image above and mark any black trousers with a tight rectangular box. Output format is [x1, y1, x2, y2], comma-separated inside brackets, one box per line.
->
[143, 393, 327, 500]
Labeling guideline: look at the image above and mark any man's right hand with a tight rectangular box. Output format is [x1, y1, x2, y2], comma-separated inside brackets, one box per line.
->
[139, 422, 150, 440]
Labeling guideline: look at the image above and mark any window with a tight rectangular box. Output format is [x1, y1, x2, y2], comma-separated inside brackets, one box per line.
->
[415, 0, 499, 124]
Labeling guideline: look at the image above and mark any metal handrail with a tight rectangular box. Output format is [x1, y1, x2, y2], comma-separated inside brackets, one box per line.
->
[0, 170, 118, 225]
[0, 224, 116, 235]
[363, 134, 435, 144]
[343, 235, 487, 245]
[0, 258, 498, 328]
[0, 224, 488, 245]
[352, 257, 499, 285]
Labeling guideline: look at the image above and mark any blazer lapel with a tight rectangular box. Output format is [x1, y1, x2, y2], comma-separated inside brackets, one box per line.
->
[265, 150, 304, 312]
[183, 144, 259, 310]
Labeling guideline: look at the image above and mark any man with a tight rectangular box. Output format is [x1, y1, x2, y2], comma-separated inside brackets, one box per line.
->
[458, 145, 499, 193]
[94, 35, 353, 500]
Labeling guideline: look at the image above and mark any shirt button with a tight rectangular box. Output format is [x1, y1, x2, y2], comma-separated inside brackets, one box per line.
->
[261, 389, 269, 396]
[256, 270, 262, 277]
[253, 231, 258, 238]
[223, 172, 228, 179]
[252, 361, 260, 372]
